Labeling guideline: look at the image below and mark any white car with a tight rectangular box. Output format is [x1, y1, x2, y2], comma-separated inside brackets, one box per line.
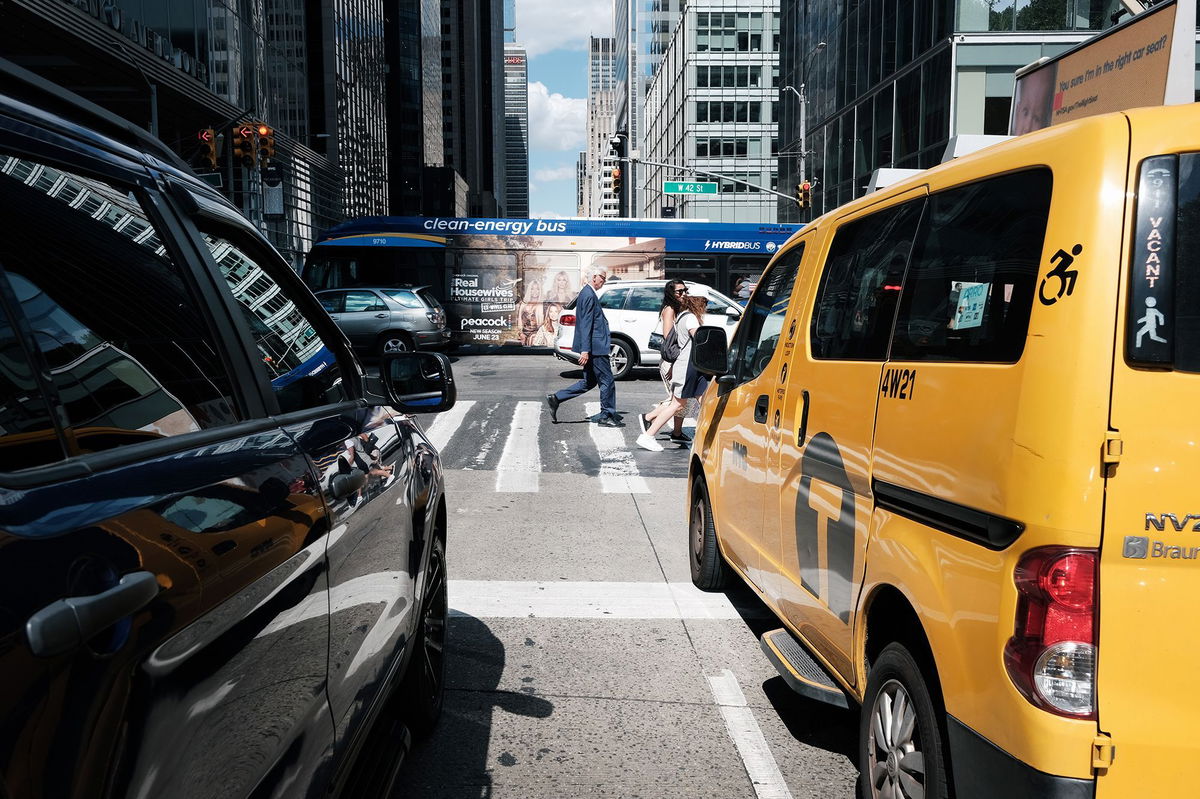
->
[553, 279, 743, 379]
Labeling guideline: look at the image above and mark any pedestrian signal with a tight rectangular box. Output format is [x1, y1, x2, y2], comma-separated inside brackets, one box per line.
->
[232, 125, 256, 168]
[198, 128, 218, 169]
[255, 124, 276, 168]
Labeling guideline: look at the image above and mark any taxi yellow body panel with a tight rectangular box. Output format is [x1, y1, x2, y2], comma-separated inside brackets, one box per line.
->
[1091, 105, 1200, 798]
[690, 103, 1200, 795]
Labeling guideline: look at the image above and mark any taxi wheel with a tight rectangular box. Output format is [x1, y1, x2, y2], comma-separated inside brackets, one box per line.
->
[859, 643, 950, 799]
[689, 477, 730, 591]
[402, 534, 446, 736]
[609, 339, 634, 380]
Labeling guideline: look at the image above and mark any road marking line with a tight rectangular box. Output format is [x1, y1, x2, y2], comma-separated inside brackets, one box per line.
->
[707, 670, 795, 799]
[447, 580, 768, 619]
[585, 401, 649, 494]
[496, 401, 541, 492]
[421, 400, 475, 453]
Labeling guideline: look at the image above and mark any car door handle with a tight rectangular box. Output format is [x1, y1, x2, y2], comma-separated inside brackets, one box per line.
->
[797, 389, 810, 446]
[754, 394, 769, 424]
[26, 571, 159, 657]
[375, 312, 388, 318]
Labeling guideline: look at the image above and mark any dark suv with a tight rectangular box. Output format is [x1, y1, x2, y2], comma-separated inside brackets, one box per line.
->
[317, 286, 450, 356]
[0, 60, 455, 798]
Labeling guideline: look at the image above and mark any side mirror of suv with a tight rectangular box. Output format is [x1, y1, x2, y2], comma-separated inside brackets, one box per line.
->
[378, 351, 457, 413]
[692, 326, 729, 376]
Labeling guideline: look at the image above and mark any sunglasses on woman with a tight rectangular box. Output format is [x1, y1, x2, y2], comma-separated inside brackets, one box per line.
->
[674, 288, 688, 295]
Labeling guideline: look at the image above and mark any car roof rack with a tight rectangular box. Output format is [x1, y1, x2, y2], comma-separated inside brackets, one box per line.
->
[0, 57, 190, 172]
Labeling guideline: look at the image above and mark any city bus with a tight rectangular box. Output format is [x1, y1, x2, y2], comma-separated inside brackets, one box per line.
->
[301, 216, 801, 349]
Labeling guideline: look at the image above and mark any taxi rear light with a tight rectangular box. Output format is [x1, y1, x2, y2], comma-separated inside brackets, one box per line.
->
[1003, 547, 1097, 718]
[560, 314, 576, 325]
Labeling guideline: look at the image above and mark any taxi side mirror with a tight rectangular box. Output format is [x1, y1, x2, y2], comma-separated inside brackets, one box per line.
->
[692, 326, 729, 376]
[379, 351, 457, 413]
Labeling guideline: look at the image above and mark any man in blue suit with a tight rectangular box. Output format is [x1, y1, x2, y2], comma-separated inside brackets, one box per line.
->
[546, 266, 621, 427]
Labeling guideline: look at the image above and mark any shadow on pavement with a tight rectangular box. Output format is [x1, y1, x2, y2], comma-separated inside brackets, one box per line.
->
[720, 581, 860, 764]
[393, 613, 554, 798]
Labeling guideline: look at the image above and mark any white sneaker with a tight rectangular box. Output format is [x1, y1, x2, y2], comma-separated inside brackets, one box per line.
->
[636, 433, 663, 452]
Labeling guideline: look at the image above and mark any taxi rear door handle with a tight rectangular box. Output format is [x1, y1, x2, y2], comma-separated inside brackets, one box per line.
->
[754, 394, 769, 423]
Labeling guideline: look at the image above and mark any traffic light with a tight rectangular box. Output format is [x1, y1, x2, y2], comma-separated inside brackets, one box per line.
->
[232, 125, 256, 168]
[611, 166, 622, 194]
[255, 123, 275, 168]
[796, 180, 812, 209]
[198, 128, 218, 169]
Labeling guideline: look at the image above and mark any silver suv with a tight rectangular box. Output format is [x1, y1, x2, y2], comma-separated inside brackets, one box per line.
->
[317, 286, 450, 356]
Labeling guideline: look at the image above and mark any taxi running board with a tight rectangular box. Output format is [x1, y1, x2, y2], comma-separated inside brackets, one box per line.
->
[760, 628, 851, 709]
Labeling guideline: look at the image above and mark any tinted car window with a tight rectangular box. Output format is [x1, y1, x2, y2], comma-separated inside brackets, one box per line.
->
[0, 291, 64, 471]
[318, 292, 344, 313]
[344, 291, 385, 312]
[734, 245, 803, 383]
[626, 286, 662, 312]
[196, 223, 350, 413]
[811, 199, 924, 360]
[599, 288, 629, 309]
[0, 154, 242, 456]
[891, 169, 1052, 362]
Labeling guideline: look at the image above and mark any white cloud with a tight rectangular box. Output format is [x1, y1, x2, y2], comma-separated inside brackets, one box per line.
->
[527, 82, 586, 152]
[516, 0, 613, 57]
[531, 210, 570, 219]
[533, 165, 577, 182]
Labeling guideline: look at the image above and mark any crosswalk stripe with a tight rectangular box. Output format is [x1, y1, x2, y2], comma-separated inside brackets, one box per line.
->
[708, 670, 796, 799]
[585, 402, 650, 494]
[496, 401, 541, 492]
[421, 400, 475, 453]
[448, 580, 768, 619]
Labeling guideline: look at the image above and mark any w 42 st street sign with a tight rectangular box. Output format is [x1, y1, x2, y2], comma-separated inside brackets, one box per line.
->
[663, 181, 718, 195]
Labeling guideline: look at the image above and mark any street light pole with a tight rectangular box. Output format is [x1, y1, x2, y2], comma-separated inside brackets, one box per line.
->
[781, 41, 826, 204]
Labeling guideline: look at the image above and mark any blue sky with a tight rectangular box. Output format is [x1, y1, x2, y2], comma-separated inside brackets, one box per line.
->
[516, 0, 612, 218]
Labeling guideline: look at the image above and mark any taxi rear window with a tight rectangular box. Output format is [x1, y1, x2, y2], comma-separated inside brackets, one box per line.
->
[1128, 152, 1200, 371]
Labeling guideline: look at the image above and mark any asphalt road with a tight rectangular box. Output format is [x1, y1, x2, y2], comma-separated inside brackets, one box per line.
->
[392, 353, 859, 799]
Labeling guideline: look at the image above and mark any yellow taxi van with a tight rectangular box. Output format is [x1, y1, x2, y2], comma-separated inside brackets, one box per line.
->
[686, 103, 1198, 799]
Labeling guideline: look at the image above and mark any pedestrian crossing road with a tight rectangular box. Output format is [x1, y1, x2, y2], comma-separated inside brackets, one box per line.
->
[421, 389, 696, 488]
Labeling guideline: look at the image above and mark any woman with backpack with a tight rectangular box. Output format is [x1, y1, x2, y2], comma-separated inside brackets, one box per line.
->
[637, 292, 710, 452]
[637, 280, 690, 444]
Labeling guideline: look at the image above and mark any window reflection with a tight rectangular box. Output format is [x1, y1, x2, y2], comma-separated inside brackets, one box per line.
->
[198, 228, 348, 412]
[0, 154, 241, 457]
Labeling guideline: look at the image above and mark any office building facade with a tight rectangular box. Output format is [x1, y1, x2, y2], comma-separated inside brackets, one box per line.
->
[777, 0, 1124, 222]
[441, 0, 507, 217]
[613, 0, 682, 216]
[0, 0, 417, 266]
[579, 36, 619, 217]
[386, 0, 445, 216]
[643, 1, 782, 222]
[503, 43, 530, 218]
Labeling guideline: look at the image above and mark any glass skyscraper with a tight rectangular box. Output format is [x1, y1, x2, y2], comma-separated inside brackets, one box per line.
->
[776, 0, 1132, 221]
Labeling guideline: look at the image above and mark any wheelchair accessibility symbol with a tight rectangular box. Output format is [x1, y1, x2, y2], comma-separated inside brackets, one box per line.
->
[1038, 244, 1083, 306]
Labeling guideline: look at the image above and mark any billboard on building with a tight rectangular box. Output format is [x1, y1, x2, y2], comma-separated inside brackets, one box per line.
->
[1010, 0, 1195, 136]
